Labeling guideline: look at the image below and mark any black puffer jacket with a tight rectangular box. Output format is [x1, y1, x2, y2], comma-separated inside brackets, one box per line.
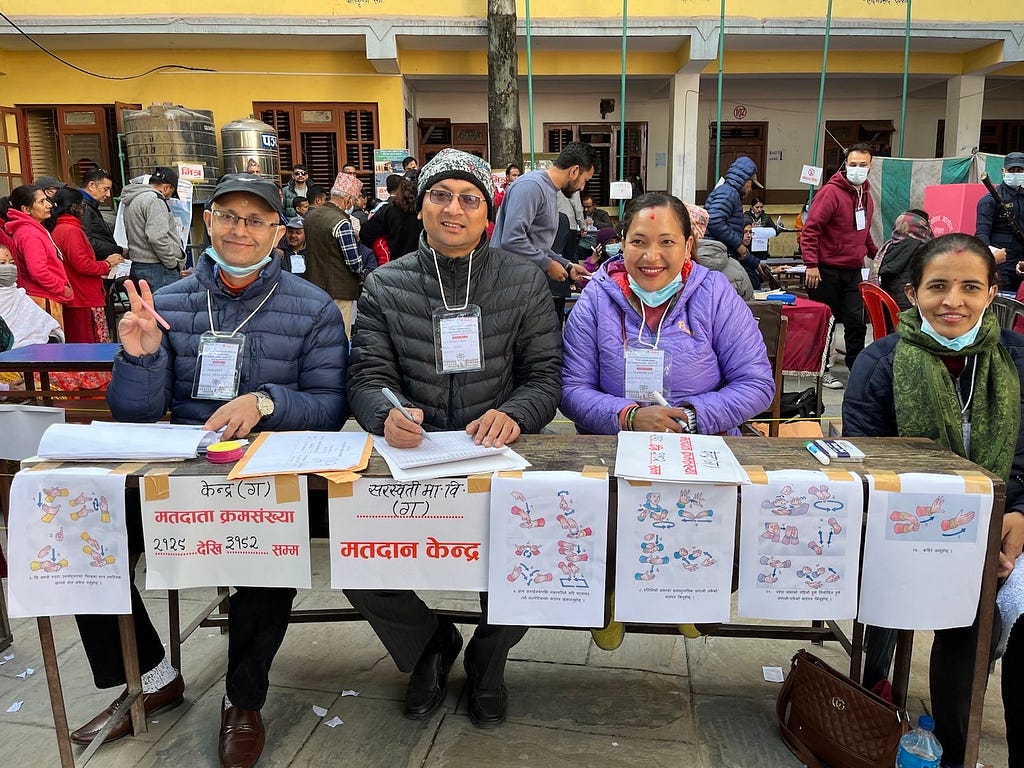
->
[348, 235, 563, 434]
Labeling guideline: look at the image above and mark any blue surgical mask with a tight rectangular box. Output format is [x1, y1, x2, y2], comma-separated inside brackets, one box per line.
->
[845, 166, 869, 186]
[628, 273, 683, 307]
[1004, 172, 1024, 188]
[919, 307, 986, 351]
[604, 243, 622, 257]
[205, 245, 273, 279]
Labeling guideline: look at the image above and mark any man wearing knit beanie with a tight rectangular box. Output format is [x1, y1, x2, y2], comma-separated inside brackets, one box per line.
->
[345, 147, 563, 729]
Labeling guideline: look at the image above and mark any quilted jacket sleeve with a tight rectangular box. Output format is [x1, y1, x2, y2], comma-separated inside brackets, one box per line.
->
[705, 187, 742, 252]
[841, 338, 897, 439]
[107, 345, 176, 422]
[347, 271, 406, 434]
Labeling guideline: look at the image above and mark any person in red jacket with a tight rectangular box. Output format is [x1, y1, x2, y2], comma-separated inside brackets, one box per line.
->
[800, 143, 877, 387]
[50, 187, 124, 343]
[0, 184, 72, 328]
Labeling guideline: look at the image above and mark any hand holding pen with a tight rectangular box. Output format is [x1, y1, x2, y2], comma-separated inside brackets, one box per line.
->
[382, 387, 430, 448]
[649, 392, 691, 433]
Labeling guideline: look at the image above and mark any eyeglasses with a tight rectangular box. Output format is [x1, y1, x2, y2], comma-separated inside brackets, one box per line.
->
[210, 209, 279, 232]
[427, 188, 485, 211]
[293, 170, 308, 176]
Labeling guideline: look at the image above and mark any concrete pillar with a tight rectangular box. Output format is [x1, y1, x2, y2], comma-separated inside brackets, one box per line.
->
[668, 71, 701, 201]
[943, 75, 985, 158]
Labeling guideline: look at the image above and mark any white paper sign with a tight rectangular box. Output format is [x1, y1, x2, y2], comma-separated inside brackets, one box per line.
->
[487, 471, 610, 627]
[615, 432, 749, 485]
[330, 477, 489, 591]
[140, 474, 311, 589]
[800, 164, 823, 186]
[613, 479, 737, 623]
[609, 181, 634, 200]
[8, 469, 129, 617]
[738, 470, 863, 620]
[859, 473, 993, 630]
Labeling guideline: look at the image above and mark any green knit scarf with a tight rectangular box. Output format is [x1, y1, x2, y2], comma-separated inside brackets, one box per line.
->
[893, 308, 1019, 479]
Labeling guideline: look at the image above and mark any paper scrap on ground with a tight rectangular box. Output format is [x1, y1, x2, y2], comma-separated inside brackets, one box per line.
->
[312, 705, 328, 717]
[341, 690, 358, 697]
[7, 469, 130, 617]
[859, 473, 993, 630]
[228, 431, 372, 480]
[2, 654, 13, 661]
[16, 668, 34, 679]
[324, 716, 344, 728]
[738, 470, 863, 621]
[6, 701, 24, 713]
[615, 432, 749, 485]
[762, 666, 785, 683]
[487, 471, 610, 627]
[613, 480, 737, 623]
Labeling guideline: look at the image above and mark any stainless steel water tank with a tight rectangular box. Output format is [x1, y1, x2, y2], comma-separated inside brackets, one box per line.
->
[221, 118, 279, 180]
[122, 103, 220, 203]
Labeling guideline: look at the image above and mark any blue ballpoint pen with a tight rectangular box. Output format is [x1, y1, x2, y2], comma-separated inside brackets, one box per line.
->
[381, 387, 430, 440]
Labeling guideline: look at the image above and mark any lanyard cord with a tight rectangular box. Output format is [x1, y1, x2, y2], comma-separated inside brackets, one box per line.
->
[957, 356, 978, 421]
[636, 303, 669, 350]
[431, 247, 473, 311]
[206, 284, 278, 337]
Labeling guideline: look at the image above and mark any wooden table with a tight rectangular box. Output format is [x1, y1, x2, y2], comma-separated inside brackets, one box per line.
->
[0, 343, 119, 420]
[21, 435, 1004, 767]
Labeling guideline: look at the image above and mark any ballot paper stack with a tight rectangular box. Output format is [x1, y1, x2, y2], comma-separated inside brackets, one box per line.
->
[373, 431, 530, 481]
[614, 432, 749, 485]
[36, 422, 222, 462]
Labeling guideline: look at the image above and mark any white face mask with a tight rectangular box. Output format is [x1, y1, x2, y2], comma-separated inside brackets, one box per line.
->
[846, 166, 869, 186]
[1004, 172, 1024, 189]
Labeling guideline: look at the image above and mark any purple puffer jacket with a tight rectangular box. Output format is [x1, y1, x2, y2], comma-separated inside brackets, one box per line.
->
[561, 259, 774, 435]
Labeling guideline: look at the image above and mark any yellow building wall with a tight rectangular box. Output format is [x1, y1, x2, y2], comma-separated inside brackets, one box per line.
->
[0, 50, 407, 148]
[0, 0, 1016, 23]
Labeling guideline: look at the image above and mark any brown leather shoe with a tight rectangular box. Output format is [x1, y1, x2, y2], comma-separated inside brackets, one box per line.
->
[70, 674, 185, 745]
[218, 698, 265, 768]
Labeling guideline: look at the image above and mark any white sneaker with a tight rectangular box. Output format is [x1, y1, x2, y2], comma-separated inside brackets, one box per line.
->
[821, 372, 844, 390]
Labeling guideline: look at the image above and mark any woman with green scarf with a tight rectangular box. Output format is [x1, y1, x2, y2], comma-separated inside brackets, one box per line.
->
[844, 233, 1024, 768]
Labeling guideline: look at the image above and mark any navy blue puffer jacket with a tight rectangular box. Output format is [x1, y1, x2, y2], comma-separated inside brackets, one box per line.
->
[705, 156, 758, 255]
[107, 255, 348, 430]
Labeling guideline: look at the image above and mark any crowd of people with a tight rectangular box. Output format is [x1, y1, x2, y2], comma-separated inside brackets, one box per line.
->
[2, 141, 1024, 768]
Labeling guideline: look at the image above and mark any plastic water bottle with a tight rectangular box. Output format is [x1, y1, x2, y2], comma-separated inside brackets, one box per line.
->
[896, 714, 943, 768]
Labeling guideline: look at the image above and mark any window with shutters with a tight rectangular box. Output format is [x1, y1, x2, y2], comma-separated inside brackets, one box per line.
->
[418, 119, 488, 165]
[0, 107, 23, 197]
[543, 122, 647, 206]
[254, 102, 379, 194]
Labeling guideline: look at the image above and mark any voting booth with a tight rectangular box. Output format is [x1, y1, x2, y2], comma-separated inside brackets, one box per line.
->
[923, 183, 987, 237]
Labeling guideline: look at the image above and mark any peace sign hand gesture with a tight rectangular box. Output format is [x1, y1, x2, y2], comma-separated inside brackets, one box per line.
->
[118, 279, 164, 357]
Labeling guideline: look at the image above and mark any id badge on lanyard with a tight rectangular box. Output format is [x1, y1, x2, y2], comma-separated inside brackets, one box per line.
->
[624, 347, 665, 402]
[433, 305, 484, 374]
[192, 331, 246, 400]
[855, 207, 866, 231]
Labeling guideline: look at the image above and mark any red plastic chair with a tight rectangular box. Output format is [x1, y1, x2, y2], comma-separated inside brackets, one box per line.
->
[859, 282, 901, 341]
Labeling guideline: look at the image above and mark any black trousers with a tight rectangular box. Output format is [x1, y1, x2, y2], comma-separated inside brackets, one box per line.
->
[344, 589, 527, 689]
[807, 265, 866, 370]
[74, 489, 295, 711]
[863, 610, 1024, 766]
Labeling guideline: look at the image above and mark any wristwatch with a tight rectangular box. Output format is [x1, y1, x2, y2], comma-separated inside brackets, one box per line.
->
[252, 391, 275, 419]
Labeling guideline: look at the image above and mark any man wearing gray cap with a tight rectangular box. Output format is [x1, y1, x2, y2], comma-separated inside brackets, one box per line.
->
[977, 151, 1024, 291]
[33, 174, 66, 199]
[346, 148, 562, 729]
[120, 166, 186, 291]
[280, 215, 307, 275]
[71, 173, 347, 768]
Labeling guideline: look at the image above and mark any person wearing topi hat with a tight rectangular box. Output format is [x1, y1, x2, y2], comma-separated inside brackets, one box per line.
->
[33, 174, 66, 199]
[303, 170, 365, 336]
[977, 150, 1024, 291]
[70, 171, 347, 768]
[120, 165, 185, 291]
[345, 148, 562, 730]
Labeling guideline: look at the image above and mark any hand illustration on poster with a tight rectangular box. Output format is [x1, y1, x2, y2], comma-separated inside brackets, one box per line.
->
[8, 469, 130, 618]
[738, 470, 862, 620]
[884, 493, 980, 542]
[488, 471, 609, 628]
[614, 479, 737, 624]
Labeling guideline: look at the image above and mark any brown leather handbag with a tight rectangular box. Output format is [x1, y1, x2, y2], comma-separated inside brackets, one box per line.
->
[777, 650, 911, 768]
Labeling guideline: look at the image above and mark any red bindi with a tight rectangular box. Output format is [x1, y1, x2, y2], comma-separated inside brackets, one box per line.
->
[649, 213, 655, 219]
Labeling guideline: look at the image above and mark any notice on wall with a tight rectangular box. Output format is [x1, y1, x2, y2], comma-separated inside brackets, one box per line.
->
[737, 470, 863, 620]
[487, 470, 610, 628]
[330, 476, 489, 591]
[373, 149, 411, 200]
[140, 473, 311, 590]
[859, 472, 993, 630]
[7, 468, 130, 617]
[613, 479, 737, 624]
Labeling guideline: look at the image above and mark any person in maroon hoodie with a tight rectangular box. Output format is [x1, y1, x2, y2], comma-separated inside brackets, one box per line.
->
[50, 187, 124, 343]
[0, 184, 71, 328]
[800, 143, 878, 387]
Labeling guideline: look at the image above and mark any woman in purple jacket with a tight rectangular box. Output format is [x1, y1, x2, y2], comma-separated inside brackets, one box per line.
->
[561, 192, 774, 436]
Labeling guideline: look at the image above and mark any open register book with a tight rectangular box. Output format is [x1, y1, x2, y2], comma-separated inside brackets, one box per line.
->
[36, 422, 223, 461]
